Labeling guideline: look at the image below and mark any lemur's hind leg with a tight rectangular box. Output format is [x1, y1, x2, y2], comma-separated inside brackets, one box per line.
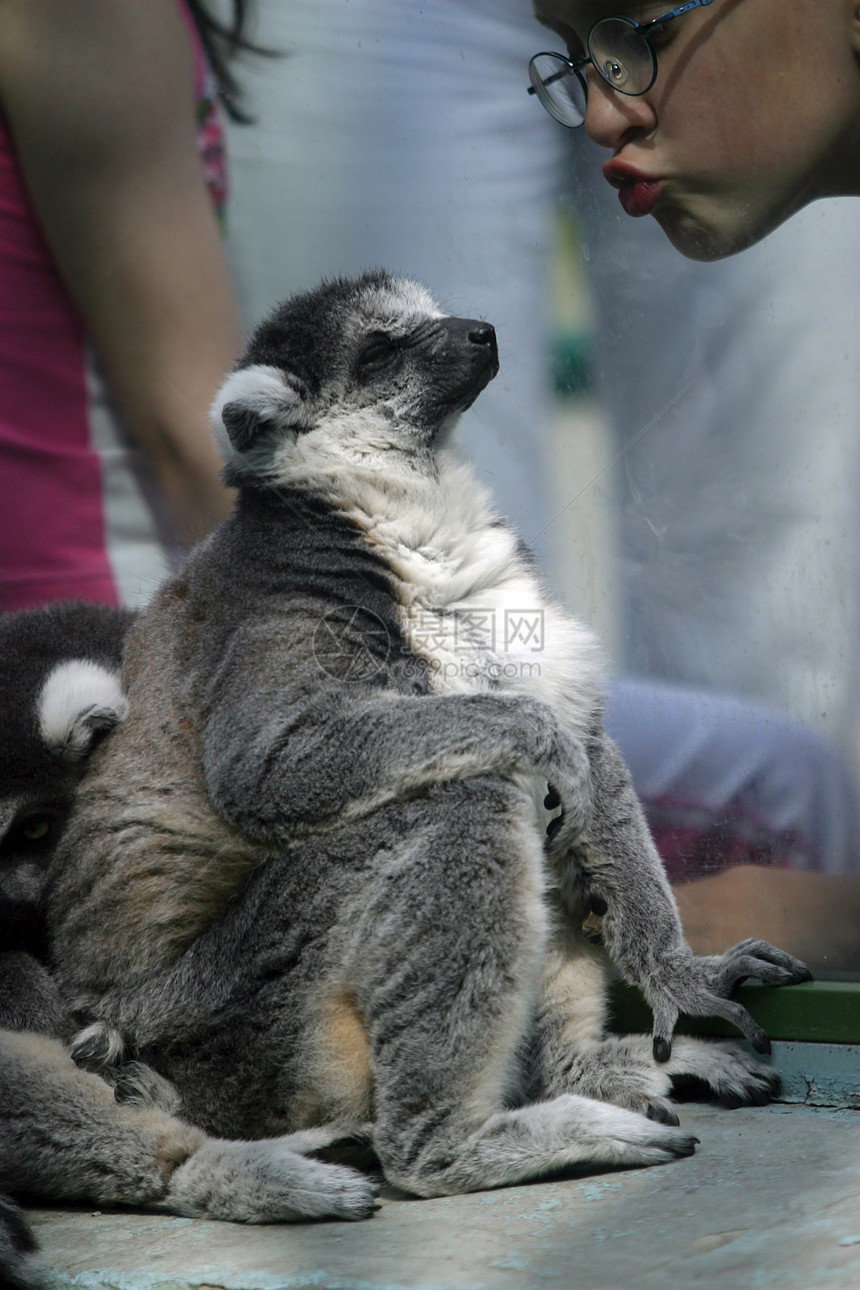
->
[537, 1033, 780, 1123]
[351, 778, 696, 1198]
[526, 925, 679, 1125]
[530, 928, 779, 1123]
[0, 1030, 376, 1223]
[632, 1035, 779, 1108]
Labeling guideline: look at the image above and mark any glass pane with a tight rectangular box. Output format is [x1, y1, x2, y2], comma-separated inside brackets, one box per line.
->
[224, 0, 860, 978]
[551, 150, 860, 979]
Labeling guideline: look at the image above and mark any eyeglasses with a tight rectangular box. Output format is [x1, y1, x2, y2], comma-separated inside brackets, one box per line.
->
[528, 0, 716, 128]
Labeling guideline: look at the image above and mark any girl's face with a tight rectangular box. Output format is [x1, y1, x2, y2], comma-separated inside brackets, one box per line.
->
[534, 0, 860, 259]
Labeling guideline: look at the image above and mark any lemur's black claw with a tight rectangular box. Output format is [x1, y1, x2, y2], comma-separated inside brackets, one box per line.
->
[653, 1037, 672, 1064]
[546, 814, 563, 839]
[751, 1031, 772, 1056]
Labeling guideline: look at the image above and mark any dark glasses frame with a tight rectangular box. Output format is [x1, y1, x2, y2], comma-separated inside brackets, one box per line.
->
[528, 0, 716, 125]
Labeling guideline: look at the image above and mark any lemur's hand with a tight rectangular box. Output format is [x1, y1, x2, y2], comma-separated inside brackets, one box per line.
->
[644, 940, 813, 1062]
[540, 729, 592, 857]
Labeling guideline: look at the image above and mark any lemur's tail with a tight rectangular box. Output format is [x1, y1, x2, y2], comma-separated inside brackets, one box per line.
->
[0, 1194, 46, 1290]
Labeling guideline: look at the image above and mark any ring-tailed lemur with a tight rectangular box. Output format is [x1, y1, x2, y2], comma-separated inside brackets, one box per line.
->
[46, 273, 808, 1200]
[0, 601, 129, 1289]
[0, 602, 134, 969]
[0, 604, 376, 1284]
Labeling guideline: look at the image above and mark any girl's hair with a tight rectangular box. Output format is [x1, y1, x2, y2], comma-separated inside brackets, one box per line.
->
[185, 0, 274, 123]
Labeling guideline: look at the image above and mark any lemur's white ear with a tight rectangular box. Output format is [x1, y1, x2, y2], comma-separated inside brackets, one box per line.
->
[38, 661, 128, 763]
[210, 364, 309, 454]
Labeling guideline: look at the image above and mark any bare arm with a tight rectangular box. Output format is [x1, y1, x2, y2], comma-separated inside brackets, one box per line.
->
[0, 0, 240, 544]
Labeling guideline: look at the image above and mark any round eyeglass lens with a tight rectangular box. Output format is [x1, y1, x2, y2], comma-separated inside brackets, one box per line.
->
[529, 52, 587, 127]
[588, 16, 657, 96]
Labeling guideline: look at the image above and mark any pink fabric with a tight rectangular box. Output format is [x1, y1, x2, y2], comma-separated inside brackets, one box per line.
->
[0, 103, 118, 610]
[645, 794, 818, 882]
[0, 1, 226, 611]
[177, 0, 229, 216]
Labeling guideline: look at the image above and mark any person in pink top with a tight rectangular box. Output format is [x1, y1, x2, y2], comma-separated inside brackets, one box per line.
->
[0, 0, 250, 610]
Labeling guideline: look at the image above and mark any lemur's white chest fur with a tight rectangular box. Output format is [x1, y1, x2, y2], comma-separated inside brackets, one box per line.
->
[318, 449, 603, 829]
[312, 447, 603, 740]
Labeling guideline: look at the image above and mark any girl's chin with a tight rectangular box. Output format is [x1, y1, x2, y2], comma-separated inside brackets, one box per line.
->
[653, 183, 807, 262]
[653, 201, 770, 263]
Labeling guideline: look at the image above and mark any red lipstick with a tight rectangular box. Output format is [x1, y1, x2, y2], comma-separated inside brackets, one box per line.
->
[602, 160, 664, 218]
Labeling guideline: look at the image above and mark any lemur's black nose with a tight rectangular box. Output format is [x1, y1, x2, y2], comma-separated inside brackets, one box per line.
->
[465, 321, 499, 376]
[467, 322, 496, 348]
[445, 316, 500, 379]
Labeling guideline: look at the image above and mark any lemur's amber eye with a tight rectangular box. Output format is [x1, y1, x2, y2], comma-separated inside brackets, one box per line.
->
[0, 808, 64, 856]
[6, 813, 60, 849]
[21, 818, 51, 841]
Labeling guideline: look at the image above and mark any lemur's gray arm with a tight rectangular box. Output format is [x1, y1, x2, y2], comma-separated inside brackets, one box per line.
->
[204, 687, 591, 852]
[561, 733, 811, 1061]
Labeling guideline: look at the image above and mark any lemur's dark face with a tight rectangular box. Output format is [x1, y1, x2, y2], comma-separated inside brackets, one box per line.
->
[0, 791, 68, 957]
[0, 604, 132, 957]
[348, 310, 498, 433]
[212, 272, 499, 483]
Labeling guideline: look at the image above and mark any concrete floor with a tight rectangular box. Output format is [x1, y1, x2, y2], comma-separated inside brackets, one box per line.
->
[25, 1102, 860, 1290]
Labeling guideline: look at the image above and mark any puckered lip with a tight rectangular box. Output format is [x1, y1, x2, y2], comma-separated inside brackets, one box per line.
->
[602, 159, 665, 217]
[602, 159, 659, 189]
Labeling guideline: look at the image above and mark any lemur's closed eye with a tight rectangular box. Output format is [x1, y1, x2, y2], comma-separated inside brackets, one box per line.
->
[355, 331, 401, 377]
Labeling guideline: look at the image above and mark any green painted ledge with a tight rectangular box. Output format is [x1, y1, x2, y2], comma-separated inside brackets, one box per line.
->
[609, 980, 860, 1045]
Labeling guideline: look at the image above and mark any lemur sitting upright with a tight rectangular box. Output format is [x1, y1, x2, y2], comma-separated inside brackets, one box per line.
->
[0, 602, 377, 1290]
[44, 272, 809, 1202]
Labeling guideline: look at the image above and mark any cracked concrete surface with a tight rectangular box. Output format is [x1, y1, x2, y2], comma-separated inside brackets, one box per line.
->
[24, 1102, 860, 1290]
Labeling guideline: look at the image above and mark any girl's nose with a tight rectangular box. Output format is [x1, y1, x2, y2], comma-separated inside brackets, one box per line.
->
[583, 67, 658, 149]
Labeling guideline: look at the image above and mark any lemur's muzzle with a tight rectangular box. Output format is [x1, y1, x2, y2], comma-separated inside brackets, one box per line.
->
[443, 317, 500, 396]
